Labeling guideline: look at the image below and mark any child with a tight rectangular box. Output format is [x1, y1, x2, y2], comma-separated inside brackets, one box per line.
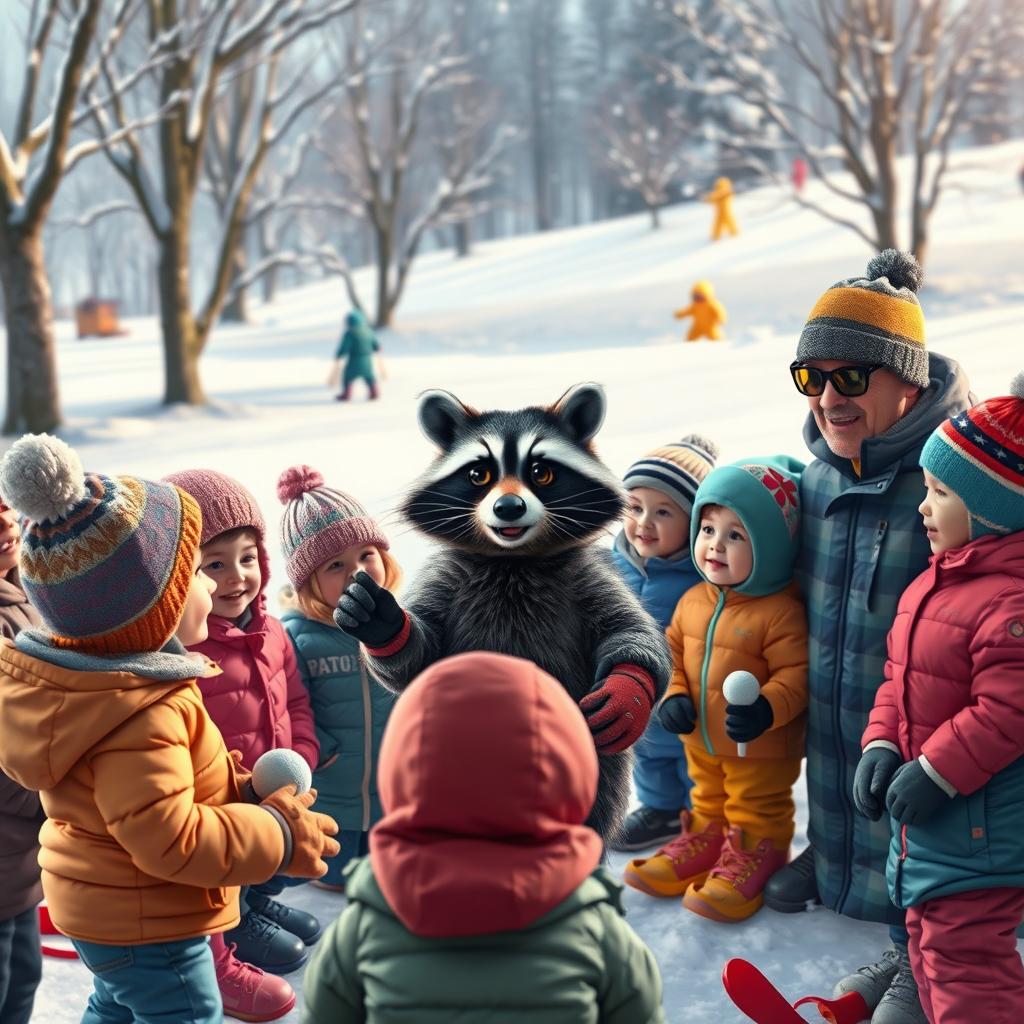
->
[673, 281, 726, 341]
[276, 464, 400, 890]
[302, 651, 665, 1023]
[0, 435, 338, 1024]
[164, 468, 321, 1015]
[624, 457, 808, 922]
[0, 493, 43, 1024]
[609, 436, 719, 852]
[853, 375, 1024, 1024]
[334, 309, 381, 401]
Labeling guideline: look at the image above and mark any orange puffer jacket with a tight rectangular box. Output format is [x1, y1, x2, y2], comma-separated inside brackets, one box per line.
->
[0, 639, 285, 945]
[663, 580, 808, 760]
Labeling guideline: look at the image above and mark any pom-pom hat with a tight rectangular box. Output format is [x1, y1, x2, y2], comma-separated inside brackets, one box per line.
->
[277, 465, 389, 591]
[622, 434, 719, 517]
[920, 372, 1024, 540]
[796, 249, 929, 389]
[0, 433, 201, 654]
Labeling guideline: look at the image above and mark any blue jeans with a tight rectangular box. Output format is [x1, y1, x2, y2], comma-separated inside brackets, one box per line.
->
[0, 906, 41, 1024]
[70, 936, 220, 1024]
[322, 830, 370, 887]
[633, 716, 692, 812]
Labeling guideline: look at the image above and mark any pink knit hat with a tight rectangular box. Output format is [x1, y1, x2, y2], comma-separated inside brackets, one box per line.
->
[276, 465, 389, 591]
[162, 468, 271, 598]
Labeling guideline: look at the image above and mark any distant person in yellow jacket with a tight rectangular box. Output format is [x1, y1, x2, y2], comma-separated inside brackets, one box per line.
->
[704, 176, 738, 240]
[674, 280, 726, 341]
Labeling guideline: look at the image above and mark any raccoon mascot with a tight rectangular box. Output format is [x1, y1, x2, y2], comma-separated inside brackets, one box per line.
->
[335, 383, 671, 843]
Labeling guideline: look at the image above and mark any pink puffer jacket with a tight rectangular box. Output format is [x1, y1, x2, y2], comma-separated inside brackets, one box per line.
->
[862, 531, 1024, 796]
[192, 601, 318, 771]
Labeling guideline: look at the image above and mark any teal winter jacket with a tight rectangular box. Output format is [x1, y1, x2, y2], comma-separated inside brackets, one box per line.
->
[282, 611, 394, 832]
[335, 310, 379, 384]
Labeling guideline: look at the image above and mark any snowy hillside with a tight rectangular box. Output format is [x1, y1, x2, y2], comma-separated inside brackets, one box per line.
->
[11, 138, 1024, 1023]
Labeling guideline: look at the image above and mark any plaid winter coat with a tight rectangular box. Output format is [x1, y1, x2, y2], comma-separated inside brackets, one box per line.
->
[799, 352, 971, 924]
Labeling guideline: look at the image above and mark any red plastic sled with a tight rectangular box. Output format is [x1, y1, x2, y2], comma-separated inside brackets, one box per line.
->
[38, 904, 79, 960]
[723, 958, 870, 1024]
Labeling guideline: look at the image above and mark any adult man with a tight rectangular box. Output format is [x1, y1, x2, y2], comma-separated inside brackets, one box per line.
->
[765, 250, 971, 1024]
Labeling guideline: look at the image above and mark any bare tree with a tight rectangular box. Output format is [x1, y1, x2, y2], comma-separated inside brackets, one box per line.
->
[664, 0, 1024, 267]
[0, 0, 104, 434]
[597, 80, 691, 229]
[79, 0, 356, 406]
[317, 0, 517, 327]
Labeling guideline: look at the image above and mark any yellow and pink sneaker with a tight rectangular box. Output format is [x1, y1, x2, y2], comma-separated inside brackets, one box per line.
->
[623, 811, 726, 897]
[683, 826, 788, 922]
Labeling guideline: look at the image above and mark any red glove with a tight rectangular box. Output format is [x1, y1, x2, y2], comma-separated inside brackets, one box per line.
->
[579, 663, 656, 754]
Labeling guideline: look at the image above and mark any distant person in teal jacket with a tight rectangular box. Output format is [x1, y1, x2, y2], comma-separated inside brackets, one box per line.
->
[334, 310, 381, 401]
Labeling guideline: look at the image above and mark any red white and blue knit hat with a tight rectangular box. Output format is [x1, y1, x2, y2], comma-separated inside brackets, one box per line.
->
[276, 465, 389, 591]
[0, 434, 201, 654]
[921, 372, 1024, 539]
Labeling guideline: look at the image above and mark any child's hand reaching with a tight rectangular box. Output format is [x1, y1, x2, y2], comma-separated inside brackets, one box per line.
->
[334, 571, 407, 649]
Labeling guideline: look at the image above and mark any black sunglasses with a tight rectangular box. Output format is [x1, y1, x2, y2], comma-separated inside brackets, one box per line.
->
[790, 362, 884, 397]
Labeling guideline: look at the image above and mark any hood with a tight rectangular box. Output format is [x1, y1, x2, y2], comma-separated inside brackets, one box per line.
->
[691, 279, 717, 301]
[0, 569, 29, 607]
[0, 638, 194, 790]
[612, 528, 692, 573]
[935, 530, 1024, 578]
[690, 455, 805, 597]
[803, 352, 971, 480]
[346, 310, 366, 328]
[370, 651, 603, 938]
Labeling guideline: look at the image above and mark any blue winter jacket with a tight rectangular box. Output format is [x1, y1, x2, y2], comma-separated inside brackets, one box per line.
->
[282, 611, 394, 833]
[799, 351, 971, 924]
[610, 531, 701, 633]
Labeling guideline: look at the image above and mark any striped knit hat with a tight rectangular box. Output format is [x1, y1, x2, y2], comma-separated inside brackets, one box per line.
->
[623, 434, 719, 516]
[277, 464, 389, 590]
[0, 434, 201, 654]
[920, 372, 1024, 539]
[796, 249, 928, 389]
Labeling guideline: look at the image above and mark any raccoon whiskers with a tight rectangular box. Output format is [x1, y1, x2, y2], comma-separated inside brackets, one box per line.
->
[545, 486, 618, 506]
[414, 488, 475, 507]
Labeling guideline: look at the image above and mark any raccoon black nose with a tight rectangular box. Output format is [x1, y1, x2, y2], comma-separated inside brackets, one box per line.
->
[493, 493, 527, 521]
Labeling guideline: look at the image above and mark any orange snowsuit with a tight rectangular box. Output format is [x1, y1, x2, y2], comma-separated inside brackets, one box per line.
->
[674, 280, 726, 341]
[704, 176, 738, 240]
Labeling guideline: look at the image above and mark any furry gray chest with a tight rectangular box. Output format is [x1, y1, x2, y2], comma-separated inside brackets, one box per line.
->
[443, 555, 594, 700]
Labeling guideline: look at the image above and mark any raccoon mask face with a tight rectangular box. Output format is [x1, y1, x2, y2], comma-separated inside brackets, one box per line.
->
[402, 383, 626, 555]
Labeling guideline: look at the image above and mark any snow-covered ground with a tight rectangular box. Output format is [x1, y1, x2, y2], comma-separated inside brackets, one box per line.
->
[8, 139, 1024, 1022]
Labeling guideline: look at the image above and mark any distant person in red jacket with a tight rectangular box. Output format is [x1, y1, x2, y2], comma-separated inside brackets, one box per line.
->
[791, 157, 808, 194]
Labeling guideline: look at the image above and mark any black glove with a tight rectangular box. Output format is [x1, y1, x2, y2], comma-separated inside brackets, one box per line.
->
[334, 571, 405, 648]
[852, 747, 901, 821]
[886, 759, 950, 826]
[725, 695, 774, 744]
[658, 693, 698, 735]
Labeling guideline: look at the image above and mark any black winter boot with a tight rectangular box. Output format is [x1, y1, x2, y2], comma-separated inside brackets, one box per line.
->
[762, 843, 821, 913]
[222, 911, 307, 974]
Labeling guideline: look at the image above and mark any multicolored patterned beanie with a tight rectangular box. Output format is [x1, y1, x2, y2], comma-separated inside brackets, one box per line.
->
[623, 434, 719, 517]
[796, 249, 928, 389]
[277, 465, 389, 591]
[920, 372, 1024, 539]
[0, 434, 201, 654]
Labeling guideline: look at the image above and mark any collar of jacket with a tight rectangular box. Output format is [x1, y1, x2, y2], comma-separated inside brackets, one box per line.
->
[14, 629, 220, 680]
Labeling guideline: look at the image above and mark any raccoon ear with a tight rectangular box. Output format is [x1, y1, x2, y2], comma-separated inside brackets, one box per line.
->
[418, 390, 474, 449]
[552, 383, 606, 444]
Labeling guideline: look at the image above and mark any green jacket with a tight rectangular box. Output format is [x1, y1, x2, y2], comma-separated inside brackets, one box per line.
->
[301, 858, 665, 1024]
[335, 310, 380, 383]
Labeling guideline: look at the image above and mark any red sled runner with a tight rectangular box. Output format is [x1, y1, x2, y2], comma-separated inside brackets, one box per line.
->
[38, 903, 78, 960]
[723, 958, 869, 1024]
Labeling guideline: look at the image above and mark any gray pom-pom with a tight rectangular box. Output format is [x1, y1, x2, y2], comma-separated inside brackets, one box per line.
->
[679, 433, 720, 463]
[0, 433, 86, 524]
[1011, 372, 1024, 401]
[866, 249, 923, 293]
